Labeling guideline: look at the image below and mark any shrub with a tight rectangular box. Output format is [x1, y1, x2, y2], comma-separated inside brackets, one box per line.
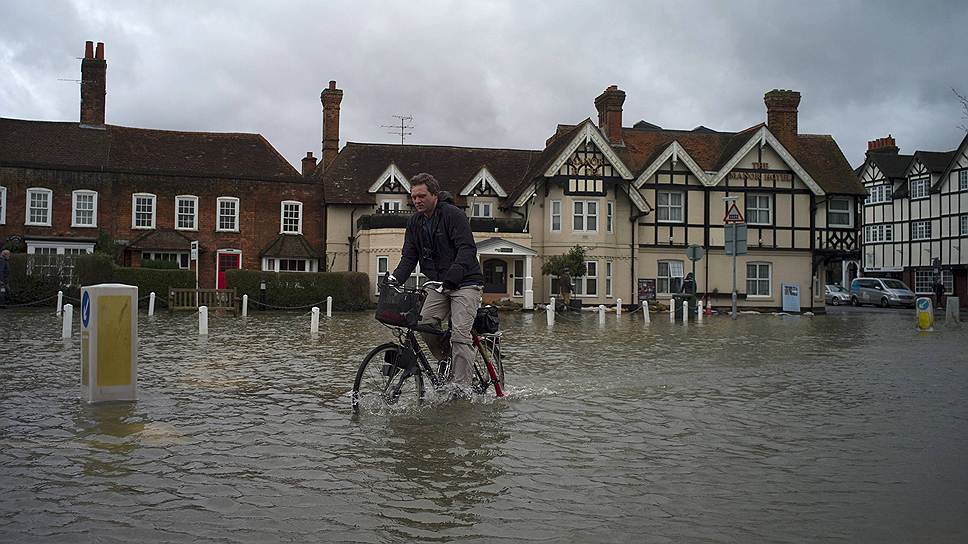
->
[111, 267, 194, 307]
[141, 259, 180, 270]
[225, 269, 370, 310]
[4, 253, 61, 305]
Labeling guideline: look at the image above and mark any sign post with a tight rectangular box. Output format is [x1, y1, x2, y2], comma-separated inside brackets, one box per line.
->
[723, 197, 746, 319]
[190, 240, 199, 306]
[685, 244, 705, 301]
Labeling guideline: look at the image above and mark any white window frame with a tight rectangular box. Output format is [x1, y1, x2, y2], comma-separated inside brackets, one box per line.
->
[550, 200, 561, 232]
[472, 202, 493, 218]
[71, 190, 98, 228]
[746, 193, 772, 226]
[657, 260, 684, 295]
[379, 199, 403, 213]
[605, 261, 613, 298]
[915, 269, 953, 294]
[574, 260, 598, 297]
[512, 259, 524, 297]
[828, 197, 853, 228]
[961, 215, 968, 236]
[142, 251, 190, 269]
[0, 185, 7, 224]
[131, 193, 157, 229]
[175, 195, 199, 231]
[216, 196, 240, 232]
[865, 184, 892, 205]
[656, 190, 684, 223]
[911, 220, 931, 241]
[959, 170, 967, 191]
[746, 262, 772, 298]
[910, 178, 929, 200]
[280, 200, 303, 234]
[25, 188, 53, 227]
[376, 255, 389, 294]
[572, 200, 598, 232]
[606, 201, 614, 233]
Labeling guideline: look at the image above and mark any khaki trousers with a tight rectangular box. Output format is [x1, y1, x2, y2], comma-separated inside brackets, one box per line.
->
[419, 285, 482, 386]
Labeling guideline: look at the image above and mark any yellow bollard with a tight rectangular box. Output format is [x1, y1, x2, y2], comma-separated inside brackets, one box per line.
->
[916, 297, 934, 331]
[80, 284, 138, 403]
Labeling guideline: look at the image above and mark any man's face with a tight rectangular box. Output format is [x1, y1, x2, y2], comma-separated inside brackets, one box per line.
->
[411, 184, 438, 216]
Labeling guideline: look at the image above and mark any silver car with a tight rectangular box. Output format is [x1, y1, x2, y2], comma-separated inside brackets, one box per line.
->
[849, 277, 916, 308]
[825, 284, 850, 305]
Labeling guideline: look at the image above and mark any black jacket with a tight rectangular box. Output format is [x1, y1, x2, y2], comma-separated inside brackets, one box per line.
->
[392, 199, 483, 288]
[0, 256, 9, 286]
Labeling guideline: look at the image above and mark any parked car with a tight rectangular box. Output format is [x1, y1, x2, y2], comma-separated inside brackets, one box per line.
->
[849, 278, 916, 308]
[825, 284, 850, 305]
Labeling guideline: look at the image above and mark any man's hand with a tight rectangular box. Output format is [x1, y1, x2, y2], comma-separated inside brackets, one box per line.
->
[385, 274, 399, 286]
[442, 280, 458, 292]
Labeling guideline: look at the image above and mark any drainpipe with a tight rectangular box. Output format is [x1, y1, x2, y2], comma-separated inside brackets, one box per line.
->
[348, 206, 359, 272]
[626, 184, 651, 302]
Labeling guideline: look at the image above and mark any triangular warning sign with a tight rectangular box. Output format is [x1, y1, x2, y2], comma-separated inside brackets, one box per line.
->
[723, 202, 745, 223]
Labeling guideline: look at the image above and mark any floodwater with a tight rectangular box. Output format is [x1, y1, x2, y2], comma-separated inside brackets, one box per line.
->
[1, 306, 966, 543]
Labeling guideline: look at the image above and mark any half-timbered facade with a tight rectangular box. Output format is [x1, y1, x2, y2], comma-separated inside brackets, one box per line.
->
[320, 86, 865, 312]
[857, 134, 968, 306]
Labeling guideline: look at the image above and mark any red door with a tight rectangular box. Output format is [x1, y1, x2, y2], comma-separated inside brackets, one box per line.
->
[217, 252, 241, 289]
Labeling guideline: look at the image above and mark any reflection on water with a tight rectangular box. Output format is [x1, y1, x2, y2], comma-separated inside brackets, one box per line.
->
[1, 307, 967, 542]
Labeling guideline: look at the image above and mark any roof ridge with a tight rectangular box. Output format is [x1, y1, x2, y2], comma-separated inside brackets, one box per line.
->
[344, 141, 541, 153]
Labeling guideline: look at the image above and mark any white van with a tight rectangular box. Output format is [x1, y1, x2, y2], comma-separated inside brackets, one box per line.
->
[849, 277, 916, 308]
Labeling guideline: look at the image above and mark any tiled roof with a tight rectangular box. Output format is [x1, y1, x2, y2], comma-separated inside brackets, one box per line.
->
[317, 142, 541, 205]
[866, 152, 914, 179]
[260, 234, 320, 259]
[913, 150, 956, 173]
[0, 118, 301, 180]
[794, 135, 867, 195]
[126, 229, 196, 251]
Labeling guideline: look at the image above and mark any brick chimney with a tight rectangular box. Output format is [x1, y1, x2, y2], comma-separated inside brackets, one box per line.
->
[80, 41, 106, 125]
[866, 134, 899, 155]
[320, 80, 343, 169]
[302, 151, 318, 176]
[594, 85, 626, 146]
[764, 89, 800, 152]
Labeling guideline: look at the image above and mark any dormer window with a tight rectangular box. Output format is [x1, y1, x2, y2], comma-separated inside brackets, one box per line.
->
[910, 178, 929, 200]
[472, 202, 493, 218]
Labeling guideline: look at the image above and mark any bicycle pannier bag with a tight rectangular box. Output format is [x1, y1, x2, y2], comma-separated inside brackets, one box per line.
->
[473, 306, 499, 334]
[375, 287, 422, 327]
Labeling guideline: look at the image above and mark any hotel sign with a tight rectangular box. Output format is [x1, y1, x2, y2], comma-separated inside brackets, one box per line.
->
[728, 171, 793, 183]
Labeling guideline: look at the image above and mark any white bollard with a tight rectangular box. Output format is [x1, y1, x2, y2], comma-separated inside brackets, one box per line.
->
[683, 300, 689, 323]
[670, 298, 676, 322]
[616, 298, 622, 316]
[242, 294, 248, 317]
[598, 304, 606, 321]
[62, 303, 73, 339]
[311, 307, 320, 334]
[697, 299, 703, 322]
[57, 290, 64, 316]
[198, 306, 209, 335]
[642, 300, 651, 323]
[148, 292, 156, 316]
[945, 297, 960, 323]
[547, 296, 556, 325]
[326, 296, 333, 317]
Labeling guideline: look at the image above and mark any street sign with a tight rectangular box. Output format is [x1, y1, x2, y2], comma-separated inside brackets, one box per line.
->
[723, 202, 745, 224]
[190, 240, 199, 261]
[685, 245, 705, 262]
[725, 224, 748, 256]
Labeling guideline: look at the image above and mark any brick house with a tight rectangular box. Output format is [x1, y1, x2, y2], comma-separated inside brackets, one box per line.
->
[0, 41, 323, 289]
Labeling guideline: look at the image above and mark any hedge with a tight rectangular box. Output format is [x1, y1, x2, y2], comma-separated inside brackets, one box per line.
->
[1, 253, 192, 308]
[225, 269, 370, 311]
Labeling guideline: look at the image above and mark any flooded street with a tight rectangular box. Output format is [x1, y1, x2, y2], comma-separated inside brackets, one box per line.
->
[1, 308, 966, 542]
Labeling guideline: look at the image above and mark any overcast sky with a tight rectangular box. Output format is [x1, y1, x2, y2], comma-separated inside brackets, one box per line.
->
[2, 0, 967, 170]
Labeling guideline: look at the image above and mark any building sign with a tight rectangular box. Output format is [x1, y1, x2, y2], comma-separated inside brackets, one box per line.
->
[728, 171, 793, 183]
[637, 278, 657, 302]
[864, 266, 903, 273]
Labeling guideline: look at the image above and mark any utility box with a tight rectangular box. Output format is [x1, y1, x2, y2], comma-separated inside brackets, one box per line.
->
[80, 284, 138, 403]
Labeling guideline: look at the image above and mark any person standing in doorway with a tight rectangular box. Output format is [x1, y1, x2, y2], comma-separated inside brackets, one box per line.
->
[0, 249, 11, 308]
[386, 173, 483, 397]
[933, 276, 946, 310]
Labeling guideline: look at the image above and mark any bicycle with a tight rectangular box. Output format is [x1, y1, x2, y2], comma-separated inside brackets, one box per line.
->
[352, 280, 505, 414]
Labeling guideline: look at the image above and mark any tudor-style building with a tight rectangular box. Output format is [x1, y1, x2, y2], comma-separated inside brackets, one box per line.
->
[856, 134, 968, 307]
[318, 85, 865, 312]
[0, 42, 323, 288]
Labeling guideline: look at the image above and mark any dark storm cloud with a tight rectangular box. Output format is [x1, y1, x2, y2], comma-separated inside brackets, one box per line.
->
[2, 0, 967, 169]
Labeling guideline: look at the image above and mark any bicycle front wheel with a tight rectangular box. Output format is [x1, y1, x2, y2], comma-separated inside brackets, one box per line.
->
[352, 342, 425, 414]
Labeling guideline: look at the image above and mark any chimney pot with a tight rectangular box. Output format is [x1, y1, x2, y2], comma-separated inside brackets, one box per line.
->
[80, 40, 107, 125]
[302, 151, 318, 177]
[85, 41, 94, 58]
[95, 42, 104, 60]
[329, 80, 336, 90]
[866, 134, 899, 155]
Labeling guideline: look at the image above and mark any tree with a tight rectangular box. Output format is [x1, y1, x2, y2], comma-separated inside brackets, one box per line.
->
[954, 88, 968, 133]
[541, 245, 588, 305]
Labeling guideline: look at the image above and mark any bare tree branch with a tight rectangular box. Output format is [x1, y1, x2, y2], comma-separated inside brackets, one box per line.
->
[954, 88, 968, 133]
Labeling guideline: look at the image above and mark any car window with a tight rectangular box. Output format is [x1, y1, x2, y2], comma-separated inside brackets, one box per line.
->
[830, 285, 845, 293]
[859, 279, 876, 288]
[883, 280, 908, 290]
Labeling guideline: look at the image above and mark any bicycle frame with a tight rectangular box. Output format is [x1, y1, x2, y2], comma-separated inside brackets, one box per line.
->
[390, 327, 504, 399]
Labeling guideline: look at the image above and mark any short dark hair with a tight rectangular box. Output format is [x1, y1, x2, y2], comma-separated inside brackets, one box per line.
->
[410, 173, 440, 195]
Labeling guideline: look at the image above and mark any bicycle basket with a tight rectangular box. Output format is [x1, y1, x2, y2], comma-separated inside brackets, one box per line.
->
[375, 286, 422, 327]
[473, 305, 499, 334]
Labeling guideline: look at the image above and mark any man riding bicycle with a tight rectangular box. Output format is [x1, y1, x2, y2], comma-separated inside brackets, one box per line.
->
[385, 173, 483, 396]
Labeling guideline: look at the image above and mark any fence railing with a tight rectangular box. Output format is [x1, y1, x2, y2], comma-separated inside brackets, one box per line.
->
[168, 288, 237, 314]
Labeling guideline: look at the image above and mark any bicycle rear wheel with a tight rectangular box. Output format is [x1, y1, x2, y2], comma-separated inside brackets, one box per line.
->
[352, 342, 424, 414]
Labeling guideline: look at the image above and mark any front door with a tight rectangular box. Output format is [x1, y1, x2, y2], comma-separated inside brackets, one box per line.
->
[482, 259, 507, 294]
[217, 251, 241, 289]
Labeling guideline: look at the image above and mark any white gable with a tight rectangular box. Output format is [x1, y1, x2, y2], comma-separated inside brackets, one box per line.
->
[368, 163, 411, 194]
[634, 141, 711, 188]
[709, 126, 825, 195]
[459, 166, 507, 197]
